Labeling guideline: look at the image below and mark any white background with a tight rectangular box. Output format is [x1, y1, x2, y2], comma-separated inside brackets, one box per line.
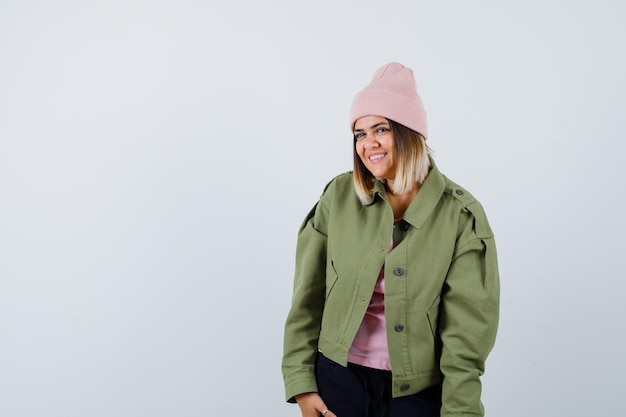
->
[1, 1, 624, 416]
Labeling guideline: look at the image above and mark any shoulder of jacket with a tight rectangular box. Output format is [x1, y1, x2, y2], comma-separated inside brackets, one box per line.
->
[321, 171, 353, 194]
[442, 175, 477, 207]
[442, 175, 493, 239]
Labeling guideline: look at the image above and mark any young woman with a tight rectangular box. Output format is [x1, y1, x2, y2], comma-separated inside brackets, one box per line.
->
[282, 62, 499, 417]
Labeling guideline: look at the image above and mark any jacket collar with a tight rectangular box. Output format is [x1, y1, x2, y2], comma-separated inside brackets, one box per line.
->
[370, 156, 445, 229]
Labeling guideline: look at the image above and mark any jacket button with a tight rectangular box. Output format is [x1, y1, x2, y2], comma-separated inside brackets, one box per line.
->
[394, 324, 404, 332]
[394, 267, 404, 276]
[400, 383, 410, 391]
[455, 189, 464, 195]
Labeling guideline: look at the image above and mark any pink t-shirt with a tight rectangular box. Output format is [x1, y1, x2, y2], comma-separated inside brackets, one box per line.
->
[347, 239, 395, 370]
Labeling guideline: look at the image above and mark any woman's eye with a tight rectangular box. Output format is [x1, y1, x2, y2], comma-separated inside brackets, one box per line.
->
[376, 127, 388, 133]
[354, 132, 365, 139]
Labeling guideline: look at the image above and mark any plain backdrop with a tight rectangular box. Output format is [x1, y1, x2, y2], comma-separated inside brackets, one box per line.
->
[1, 1, 625, 416]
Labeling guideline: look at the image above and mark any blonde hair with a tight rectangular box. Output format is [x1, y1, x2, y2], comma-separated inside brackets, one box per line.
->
[353, 119, 432, 205]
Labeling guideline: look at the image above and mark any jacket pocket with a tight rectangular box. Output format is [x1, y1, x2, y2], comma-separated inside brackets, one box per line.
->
[427, 296, 441, 339]
[326, 260, 339, 300]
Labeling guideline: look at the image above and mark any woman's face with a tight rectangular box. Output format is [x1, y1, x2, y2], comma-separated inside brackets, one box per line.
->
[354, 115, 396, 180]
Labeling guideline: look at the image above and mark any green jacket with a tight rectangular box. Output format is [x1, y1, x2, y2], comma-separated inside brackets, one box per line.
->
[282, 159, 499, 416]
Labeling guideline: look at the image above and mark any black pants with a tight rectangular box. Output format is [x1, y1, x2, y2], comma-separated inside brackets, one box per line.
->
[315, 353, 441, 417]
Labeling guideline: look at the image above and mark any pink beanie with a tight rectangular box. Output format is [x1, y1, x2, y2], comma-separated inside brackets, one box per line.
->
[350, 62, 427, 139]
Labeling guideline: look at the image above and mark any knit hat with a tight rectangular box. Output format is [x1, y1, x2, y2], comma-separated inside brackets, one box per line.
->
[349, 62, 427, 139]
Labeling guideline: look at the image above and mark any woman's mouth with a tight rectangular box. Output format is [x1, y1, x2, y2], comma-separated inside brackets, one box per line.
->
[369, 153, 386, 162]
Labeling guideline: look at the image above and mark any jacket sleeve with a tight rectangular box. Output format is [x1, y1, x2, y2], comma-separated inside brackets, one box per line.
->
[439, 200, 500, 417]
[281, 185, 332, 403]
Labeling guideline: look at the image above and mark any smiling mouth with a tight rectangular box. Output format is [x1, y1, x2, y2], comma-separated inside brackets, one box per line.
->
[369, 154, 386, 161]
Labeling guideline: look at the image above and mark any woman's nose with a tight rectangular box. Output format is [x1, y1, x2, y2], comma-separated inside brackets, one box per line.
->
[363, 136, 379, 148]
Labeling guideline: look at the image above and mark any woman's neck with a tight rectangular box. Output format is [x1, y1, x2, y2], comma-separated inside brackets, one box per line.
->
[385, 182, 420, 220]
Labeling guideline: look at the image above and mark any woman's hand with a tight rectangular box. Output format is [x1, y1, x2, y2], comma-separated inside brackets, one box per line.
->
[295, 392, 337, 417]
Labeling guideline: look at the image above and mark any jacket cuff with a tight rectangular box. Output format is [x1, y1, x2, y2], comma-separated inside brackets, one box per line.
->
[284, 372, 318, 403]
